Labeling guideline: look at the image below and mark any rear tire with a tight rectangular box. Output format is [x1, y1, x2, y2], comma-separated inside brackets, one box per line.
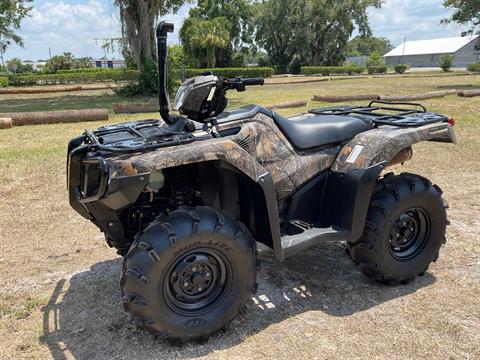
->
[350, 173, 448, 284]
[121, 206, 258, 343]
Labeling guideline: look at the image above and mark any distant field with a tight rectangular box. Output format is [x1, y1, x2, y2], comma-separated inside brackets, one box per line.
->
[0, 74, 479, 359]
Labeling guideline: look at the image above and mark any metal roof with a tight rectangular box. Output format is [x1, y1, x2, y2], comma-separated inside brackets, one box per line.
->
[384, 35, 479, 57]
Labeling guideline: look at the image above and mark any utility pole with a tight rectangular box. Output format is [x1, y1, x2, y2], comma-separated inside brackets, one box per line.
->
[401, 36, 407, 64]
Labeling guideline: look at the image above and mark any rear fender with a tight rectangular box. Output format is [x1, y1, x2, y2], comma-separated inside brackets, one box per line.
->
[332, 122, 457, 173]
[326, 122, 456, 243]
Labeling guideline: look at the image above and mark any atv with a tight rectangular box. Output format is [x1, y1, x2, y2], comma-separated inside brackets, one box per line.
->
[67, 22, 457, 342]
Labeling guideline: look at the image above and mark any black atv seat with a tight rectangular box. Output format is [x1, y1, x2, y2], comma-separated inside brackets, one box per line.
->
[274, 113, 374, 150]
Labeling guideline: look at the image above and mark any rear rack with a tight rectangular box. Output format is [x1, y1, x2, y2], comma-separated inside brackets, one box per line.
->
[309, 100, 448, 127]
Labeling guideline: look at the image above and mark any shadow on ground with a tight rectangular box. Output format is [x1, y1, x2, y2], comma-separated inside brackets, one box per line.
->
[41, 241, 435, 360]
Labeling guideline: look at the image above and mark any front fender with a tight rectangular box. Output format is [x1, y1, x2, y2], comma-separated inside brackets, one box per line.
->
[332, 122, 457, 173]
[110, 138, 267, 181]
[108, 139, 282, 258]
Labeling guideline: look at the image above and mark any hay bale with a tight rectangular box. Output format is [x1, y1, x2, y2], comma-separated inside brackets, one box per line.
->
[312, 94, 380, 102]
[113, 103, 158, 114]
[457, 89, 480, 97]
[0, 118, 13, 129]
[267, 100, 307, 109]
[0, 109, 109, 126]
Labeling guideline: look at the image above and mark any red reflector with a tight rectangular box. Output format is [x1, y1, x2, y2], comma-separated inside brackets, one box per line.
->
[448, 118, 455, 126]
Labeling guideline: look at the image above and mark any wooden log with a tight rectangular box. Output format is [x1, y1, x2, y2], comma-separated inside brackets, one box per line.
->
[0, 85, 82, 95]
[113, 103, 158, 114]
[312, 94, 380, 102]
[0, 118, 13, 129]
[0, 109, 109, 126]
[81, 84, 119, 91]
[379, 91, 448, 101]
[267, 100, 308, 109]
[457, 89, 480, 97]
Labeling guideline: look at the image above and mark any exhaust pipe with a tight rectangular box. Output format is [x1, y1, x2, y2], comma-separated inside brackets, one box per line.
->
[156, 21, 174, 124]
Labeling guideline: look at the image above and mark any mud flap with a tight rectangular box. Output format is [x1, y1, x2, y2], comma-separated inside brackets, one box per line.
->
[322, 162, 386, 243]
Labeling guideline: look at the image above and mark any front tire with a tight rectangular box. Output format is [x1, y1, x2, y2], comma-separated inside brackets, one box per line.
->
[121, 206, 258, 343]
[350, 173, 448, 283]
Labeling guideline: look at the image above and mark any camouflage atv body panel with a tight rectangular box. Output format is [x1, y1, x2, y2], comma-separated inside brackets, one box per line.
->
[332, 122, 457, 173]
[109, 112, 341, 200]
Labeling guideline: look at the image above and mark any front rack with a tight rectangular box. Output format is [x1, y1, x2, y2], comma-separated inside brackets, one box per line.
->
[82, 119, 195, 154]
[309, 100, 449, 127]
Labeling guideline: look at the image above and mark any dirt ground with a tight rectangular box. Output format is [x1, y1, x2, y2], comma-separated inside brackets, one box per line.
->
[0, 75, 479, 359]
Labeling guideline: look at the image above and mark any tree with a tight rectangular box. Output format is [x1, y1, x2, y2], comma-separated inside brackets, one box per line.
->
[6, 57, 33, 73]
[0, 0, 32, 66]
[255, 0, 382, 69]
[180, 0, 255, 67]
[348, 36, 393, 57]
[255, 0, 307, 72]
[442, 0, 480, 35]
[180, 16, 230, 68]
[44, 52, 92, 72]
[114, 0, 188, 69]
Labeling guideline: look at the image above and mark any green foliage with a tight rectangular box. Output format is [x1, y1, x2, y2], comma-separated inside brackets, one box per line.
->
[394, 64, 408, 74]
[8, 70, 139, 86]
[6, 57, 33, 74]
[56, 68, 119, 74]
[0, 0, 32, 52]
[439, 54, 455, 72]
[181, 0, 255, 68]
[365, 51, 386, 68]
[0, 76, 8, 87]
[255, 0, 382, 70]
[367, 66, 388, 74]
[184, 67, 274, 79]
[348, 36, 393, 56]
[138, 58, 158, 96]
[44, 52, 93, 72]
[442, 0, 480, 35]
[467, 63, 480, 72]
[288, 54, 302, 75]
[180, 16, 231, 68]
[300, 65, 365, 76]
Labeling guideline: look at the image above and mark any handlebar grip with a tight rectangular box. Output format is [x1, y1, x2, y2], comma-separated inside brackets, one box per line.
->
[242, 78, 265, 86]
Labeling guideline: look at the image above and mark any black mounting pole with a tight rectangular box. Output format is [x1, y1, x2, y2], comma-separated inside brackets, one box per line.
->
[156, 21, 174, 124]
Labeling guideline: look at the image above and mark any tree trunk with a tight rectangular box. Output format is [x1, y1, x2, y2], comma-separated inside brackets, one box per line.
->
[118, 0, 161, 69]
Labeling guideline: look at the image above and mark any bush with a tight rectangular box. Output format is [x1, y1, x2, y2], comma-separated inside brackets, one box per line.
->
[394, 64, 408, 74]
[0, 76, 8, 87]
[439, 54, 454, 72]
[467, 63, 480, 72]
[300, 65, 364, 76]
[8, 70, 139, 86]
[367, 66, 388, 74]
[184, 67, 274, 79]
[365, 51, 386, 68]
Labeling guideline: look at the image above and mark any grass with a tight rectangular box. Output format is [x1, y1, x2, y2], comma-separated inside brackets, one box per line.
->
[0, 74, 479, 359]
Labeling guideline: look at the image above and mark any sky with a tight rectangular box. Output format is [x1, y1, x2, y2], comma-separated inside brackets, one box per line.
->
[3, 0, 471, 61]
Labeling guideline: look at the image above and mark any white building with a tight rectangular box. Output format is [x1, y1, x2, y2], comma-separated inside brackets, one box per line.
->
[384, 35, 480, 68]
[90, 59, 126, 69]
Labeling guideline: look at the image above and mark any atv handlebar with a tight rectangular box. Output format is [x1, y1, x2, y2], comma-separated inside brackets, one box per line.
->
[222, 77, 265, 92]
[242, 78, 265, 86]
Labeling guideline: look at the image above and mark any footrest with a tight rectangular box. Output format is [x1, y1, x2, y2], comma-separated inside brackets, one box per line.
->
[281, 226, 349, 259]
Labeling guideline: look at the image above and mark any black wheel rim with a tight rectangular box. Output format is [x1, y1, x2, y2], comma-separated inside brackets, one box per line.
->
[163, 248, 232, 315]
[389, 207, 431, 261]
